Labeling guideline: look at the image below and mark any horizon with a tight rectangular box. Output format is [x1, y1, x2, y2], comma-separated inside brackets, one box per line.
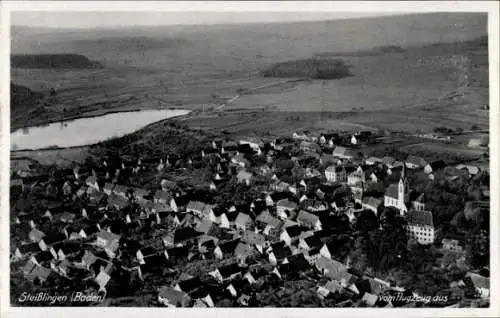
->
[10, 11, 413, 30]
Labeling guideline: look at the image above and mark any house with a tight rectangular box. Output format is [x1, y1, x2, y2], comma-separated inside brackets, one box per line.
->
[234, 213, 253, 231]
[411, 193, 428, 212]
[256, 210, 281, 227]
[302, 246, 322, 264]
[164, 227, 202, 247]
[256, 211, 282, 236]
[236, 170, 253, 186]
[24, 264, 54, 284]
[86, 176, 100, 191]
[217, 212, 232, 229]
[193, 294, 215, 308]
[325, 165, 347, 183]
[268, 241, 293, 266]
[332, 146, 354, 160]
[348, 167, 365, 186]
[209, 263, 242, 283]
[365, 157, 382, 166]
[465, 272, 489, 299]
[276, 199, 298, 220]
[298, 234, 323, 251]
[112, 184, 129, 198]
[315, 256, 348, 281]
[468, 138, 482, 148]
[194, 219, 216, 235]
[326, 279, 344, 294]
[103, 183, 114, 195]
[239, 138, 263, 152]
[214, 239, 240, 260]
[284, 253, 311, 273]
[154, 190, 178, 212]
[57, 212, 76, 224]
[270, 180, 291, 193]
[29, 228, 46, 243]
[88, 191, 107, 205]
[131, 187, 151, 203]
[136, 247, 160, 265]
[80, 250, 98, 269]
[95, 230, 121, 258]
[158, 286, 191, 307]
[174, 276, 203, 295]
[406, 210, 435, 245]
[350, 135, 358, 145]
[186, 201, 213, 218]
[53, 243, 81, 261]
[317, 280, 343, 299]
[14, 243, 40, 260]
[296, 210, 322, 231]
[381, 156, 396, 168]
[406, 156, 427, 169]
[456, 164, 480, 176]
[280, 225, 303, 246]
[361, 196, 382, 214]
[164, 247, 189, 261]
[29, 251, 54, 267]
[52, 259, 73, 277]
[234, 243, 256, 264]
[424, 160, 446, 174]
[241, 230, 267, 253]
[79, 225, 100, 239]
[38, 233, 66, 251]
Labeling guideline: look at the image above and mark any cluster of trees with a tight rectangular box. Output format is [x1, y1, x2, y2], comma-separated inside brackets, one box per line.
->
[349, 207, 408, 275]
[433, 126, 463, 135]
[11, 54, 102, 69]
[285, 115, 303, 121]
[261, 58, 352, 80]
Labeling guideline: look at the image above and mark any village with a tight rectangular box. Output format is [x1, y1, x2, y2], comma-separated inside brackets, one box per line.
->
[10, 126, 490, 308]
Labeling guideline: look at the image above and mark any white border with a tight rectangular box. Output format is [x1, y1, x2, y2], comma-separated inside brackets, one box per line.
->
[1, 1, 499, 318]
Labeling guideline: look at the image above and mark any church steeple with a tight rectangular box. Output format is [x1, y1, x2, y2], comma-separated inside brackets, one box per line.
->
[401, 162, 407, 181]
[398, 162, 409, 215]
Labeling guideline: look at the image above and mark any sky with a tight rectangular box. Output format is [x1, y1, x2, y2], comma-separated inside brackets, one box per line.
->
[11, 11, 402, 29]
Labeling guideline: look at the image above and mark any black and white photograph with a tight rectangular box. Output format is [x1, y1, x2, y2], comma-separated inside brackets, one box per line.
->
[1, 1, 499, 315]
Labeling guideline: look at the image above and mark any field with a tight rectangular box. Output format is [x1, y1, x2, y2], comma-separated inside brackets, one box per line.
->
[11, 13, 487, 119]
[10, 12, 489, 164]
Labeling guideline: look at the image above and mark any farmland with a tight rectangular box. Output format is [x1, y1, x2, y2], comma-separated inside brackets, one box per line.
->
[10, 12, 489, 165]
[11, 13, 487, 127]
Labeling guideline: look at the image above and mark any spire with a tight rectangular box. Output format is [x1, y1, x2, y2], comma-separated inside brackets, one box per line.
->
[401, 161, 407, 180]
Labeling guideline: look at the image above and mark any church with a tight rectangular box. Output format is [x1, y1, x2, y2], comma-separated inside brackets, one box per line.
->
[384, 165, 427, 216]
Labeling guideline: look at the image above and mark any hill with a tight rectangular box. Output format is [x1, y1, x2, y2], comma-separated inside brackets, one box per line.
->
[11, 82, 45, 109]
[10, 82, 52, 129]
[10, 12, 488, 132]
[11, 54, 102, 69]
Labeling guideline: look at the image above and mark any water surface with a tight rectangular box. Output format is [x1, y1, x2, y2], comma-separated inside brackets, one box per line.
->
[11, 109, 190, 151]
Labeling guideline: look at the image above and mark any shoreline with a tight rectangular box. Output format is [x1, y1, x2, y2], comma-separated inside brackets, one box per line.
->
[10, 105, 187, 132]
[11, 109, 192, 153]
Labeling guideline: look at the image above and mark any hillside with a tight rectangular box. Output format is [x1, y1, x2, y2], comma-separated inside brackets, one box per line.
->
[11, 54, 102, 69]
[10, 12, 488, 132]
[10, 82, 52, 129]
[10, 82, 45, 110]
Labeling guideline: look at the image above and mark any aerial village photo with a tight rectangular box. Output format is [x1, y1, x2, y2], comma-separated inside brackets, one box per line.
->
[7, 6, 492, 309]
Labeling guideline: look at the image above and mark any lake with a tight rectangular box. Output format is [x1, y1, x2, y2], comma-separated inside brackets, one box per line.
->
[11, 109, 190, 151]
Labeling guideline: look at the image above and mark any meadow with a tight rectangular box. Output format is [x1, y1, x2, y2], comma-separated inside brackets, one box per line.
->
[11, 12, 488, 133]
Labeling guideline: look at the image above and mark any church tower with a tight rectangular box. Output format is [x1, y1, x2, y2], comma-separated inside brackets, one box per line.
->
[398, 163, 409, 214]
